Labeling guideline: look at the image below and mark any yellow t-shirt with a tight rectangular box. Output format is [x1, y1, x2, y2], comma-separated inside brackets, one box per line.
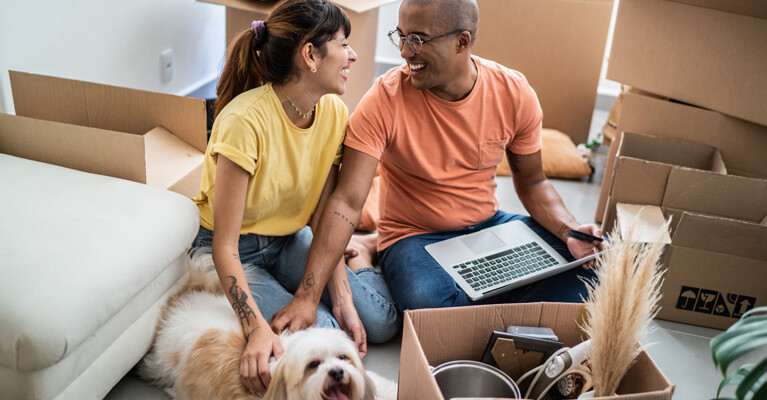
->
[193, 83, 347, 236]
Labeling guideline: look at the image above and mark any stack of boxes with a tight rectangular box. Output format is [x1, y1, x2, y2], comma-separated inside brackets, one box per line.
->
[596, 0, 767, 330]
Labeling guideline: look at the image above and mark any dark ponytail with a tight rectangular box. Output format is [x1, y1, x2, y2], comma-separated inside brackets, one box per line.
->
[214, 0, 351, 117]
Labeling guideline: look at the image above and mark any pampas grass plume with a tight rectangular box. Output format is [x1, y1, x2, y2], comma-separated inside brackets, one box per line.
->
[580, 220, 669, 397]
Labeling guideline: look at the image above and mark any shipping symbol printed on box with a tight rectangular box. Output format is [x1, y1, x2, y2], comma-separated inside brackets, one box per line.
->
[675, 286, 756, 320]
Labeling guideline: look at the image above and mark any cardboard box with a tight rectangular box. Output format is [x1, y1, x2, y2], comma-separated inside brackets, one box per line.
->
[608, 165, 767, 330]
[668, 0, 767, 19]
[473, 0, 614, 145]
[594, 92, 767, 223]
[4, 71, 206, 197]
[659, 212, 767, 330]
[601, 132, 727, 229]
[399, 303, 674, 400]
[198, 0, 396, 113]
[607, 0, 767, 127]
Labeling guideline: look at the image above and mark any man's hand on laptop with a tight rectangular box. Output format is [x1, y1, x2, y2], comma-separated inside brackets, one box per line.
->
[565, 224, 608, 268]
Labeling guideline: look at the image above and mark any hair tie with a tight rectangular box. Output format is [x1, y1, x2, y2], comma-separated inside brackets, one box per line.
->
[251, 20, 266, 48]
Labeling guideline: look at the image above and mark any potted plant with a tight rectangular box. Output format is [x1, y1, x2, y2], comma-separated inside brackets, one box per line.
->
[710, 306, 767, 399]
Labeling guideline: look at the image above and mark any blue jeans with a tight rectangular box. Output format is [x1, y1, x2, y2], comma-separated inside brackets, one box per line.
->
[378, 211, 598, 311]
[189, 226, 399, 343]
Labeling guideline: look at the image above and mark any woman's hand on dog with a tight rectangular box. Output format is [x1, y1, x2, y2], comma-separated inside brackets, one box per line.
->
[240, 320, 284, 396]
[333, 300, 368, 359]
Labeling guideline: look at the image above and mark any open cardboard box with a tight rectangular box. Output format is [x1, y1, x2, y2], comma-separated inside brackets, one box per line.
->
[608, 167, 767, 330]
[197, 0, 396, 113]
[472, 0, 614, 145]
[594, 92, 767, 224]
[601, 131, 727, 228]
[399, 303, 674, 400]
[607, 0, 767, 127]
[3, 71, 206, 198]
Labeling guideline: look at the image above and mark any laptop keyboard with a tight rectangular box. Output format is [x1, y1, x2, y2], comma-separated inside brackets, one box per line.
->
[453, 242, 559, 292]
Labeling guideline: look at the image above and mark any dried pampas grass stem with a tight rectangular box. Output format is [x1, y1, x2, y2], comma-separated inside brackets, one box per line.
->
[580, 221, 669, 397]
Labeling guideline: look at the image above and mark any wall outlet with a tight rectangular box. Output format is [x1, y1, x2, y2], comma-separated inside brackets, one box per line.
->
[161, 49, 174, 83]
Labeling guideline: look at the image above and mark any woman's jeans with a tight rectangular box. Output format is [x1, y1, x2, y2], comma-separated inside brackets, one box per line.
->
[378, 211, 598, 311]
[189, 226, 400, 343]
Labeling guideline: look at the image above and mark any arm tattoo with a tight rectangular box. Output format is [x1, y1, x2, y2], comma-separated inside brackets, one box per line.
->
[232, 253, 240, 260]
[510, 153, 522, 173]
[303, 272, 316, 290]
[343, 279, 351, 295]
[227, 276, 257, 328]
[333, 211, 356, 229]
[558, 224, 570, 238]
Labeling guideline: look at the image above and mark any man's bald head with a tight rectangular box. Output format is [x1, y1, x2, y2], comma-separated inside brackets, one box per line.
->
[402, 0, 479, 42]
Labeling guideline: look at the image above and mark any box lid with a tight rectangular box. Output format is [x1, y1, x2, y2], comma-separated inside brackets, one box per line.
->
[199, 0, 396, 14]
[672, 212, 767, 261]
[9, 71, 207, 153]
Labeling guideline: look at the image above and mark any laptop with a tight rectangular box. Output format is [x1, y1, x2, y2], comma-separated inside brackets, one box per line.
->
[425, 220, 602, 301]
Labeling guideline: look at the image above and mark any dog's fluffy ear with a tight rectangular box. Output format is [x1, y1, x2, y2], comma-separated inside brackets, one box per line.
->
[262, 362, 289, 400]
[362, 370, 377, 400]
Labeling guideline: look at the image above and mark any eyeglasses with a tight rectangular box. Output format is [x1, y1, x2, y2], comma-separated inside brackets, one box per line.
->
[387, 29, 466, 54]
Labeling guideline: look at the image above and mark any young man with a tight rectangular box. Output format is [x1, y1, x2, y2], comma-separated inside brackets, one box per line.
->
[271, 0, 607, 332]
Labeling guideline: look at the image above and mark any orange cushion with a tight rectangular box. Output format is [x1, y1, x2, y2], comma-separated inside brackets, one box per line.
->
[496, 128, 591, 179]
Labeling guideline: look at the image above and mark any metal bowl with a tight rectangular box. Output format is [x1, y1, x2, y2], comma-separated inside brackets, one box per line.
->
[431, 360, 521, 399]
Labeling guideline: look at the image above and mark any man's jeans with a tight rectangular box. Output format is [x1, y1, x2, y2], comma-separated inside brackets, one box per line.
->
[378, 211, 598, 311]
[190, 226, 400, 343]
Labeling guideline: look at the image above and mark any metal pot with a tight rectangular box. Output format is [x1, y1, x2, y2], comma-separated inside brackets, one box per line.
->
[431, 360, 521, 399]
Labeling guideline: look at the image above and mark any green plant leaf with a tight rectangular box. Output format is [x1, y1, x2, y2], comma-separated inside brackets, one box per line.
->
[713, 334, 767, 375]
[718, 365, 751, 398]
[751, 377, 767, 400]
[711, 310, 767, 350]
[735, 358, 767, 400]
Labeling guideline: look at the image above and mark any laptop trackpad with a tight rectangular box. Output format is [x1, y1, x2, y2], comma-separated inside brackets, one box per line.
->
[461, 229, 505, 255]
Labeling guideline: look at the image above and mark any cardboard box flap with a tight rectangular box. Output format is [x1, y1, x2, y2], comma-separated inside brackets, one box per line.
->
[663, 169, 767, 223]
[619, 132, 726, 172]
[0, 113, 146, 183]
[400, 313, 444, 400]
[610, 158, 671, 206]
[672, 212, 767, 261]
[10, 71, 207, 153]
[616, 203, 672, 244]
[145, 126, 206, 190]
[667, 0, 767, 19]
[199, 0, 396, 14]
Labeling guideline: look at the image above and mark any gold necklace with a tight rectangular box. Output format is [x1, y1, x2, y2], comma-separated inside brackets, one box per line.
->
[278, 84, 314, 119]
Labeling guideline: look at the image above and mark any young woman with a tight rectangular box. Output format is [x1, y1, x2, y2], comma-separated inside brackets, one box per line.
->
[188, 0, 398, 395]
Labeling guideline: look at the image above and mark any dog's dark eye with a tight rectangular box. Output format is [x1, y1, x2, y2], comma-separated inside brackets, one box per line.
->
[338, 355, 349, 361]
[307, 360, 320, 369]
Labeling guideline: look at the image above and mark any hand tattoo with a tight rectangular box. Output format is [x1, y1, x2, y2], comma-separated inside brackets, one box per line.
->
[227, 276, 257, 328]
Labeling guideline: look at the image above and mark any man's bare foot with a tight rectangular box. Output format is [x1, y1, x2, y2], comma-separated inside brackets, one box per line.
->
[346, 232, 379, 271]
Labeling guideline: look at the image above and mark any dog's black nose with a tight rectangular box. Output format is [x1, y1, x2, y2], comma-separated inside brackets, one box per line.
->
[329, 367, 344, 382]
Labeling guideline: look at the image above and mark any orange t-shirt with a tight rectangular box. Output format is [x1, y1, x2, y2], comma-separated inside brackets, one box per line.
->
[345, 56, 543, 250]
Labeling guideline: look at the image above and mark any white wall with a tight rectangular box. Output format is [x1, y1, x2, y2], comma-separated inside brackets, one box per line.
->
[0, 0, 226, 115]
[374, 0, 620, 100]
[375, 0, 403, 66]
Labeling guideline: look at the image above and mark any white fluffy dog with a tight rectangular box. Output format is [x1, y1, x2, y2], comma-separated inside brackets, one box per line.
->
[139, 259, 396, 400]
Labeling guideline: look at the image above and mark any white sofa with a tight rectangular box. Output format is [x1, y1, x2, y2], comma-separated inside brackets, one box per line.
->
[0, 154, 200, 399]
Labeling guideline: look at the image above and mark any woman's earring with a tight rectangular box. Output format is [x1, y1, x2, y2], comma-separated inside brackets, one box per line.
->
[311, 67, 317, 73]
